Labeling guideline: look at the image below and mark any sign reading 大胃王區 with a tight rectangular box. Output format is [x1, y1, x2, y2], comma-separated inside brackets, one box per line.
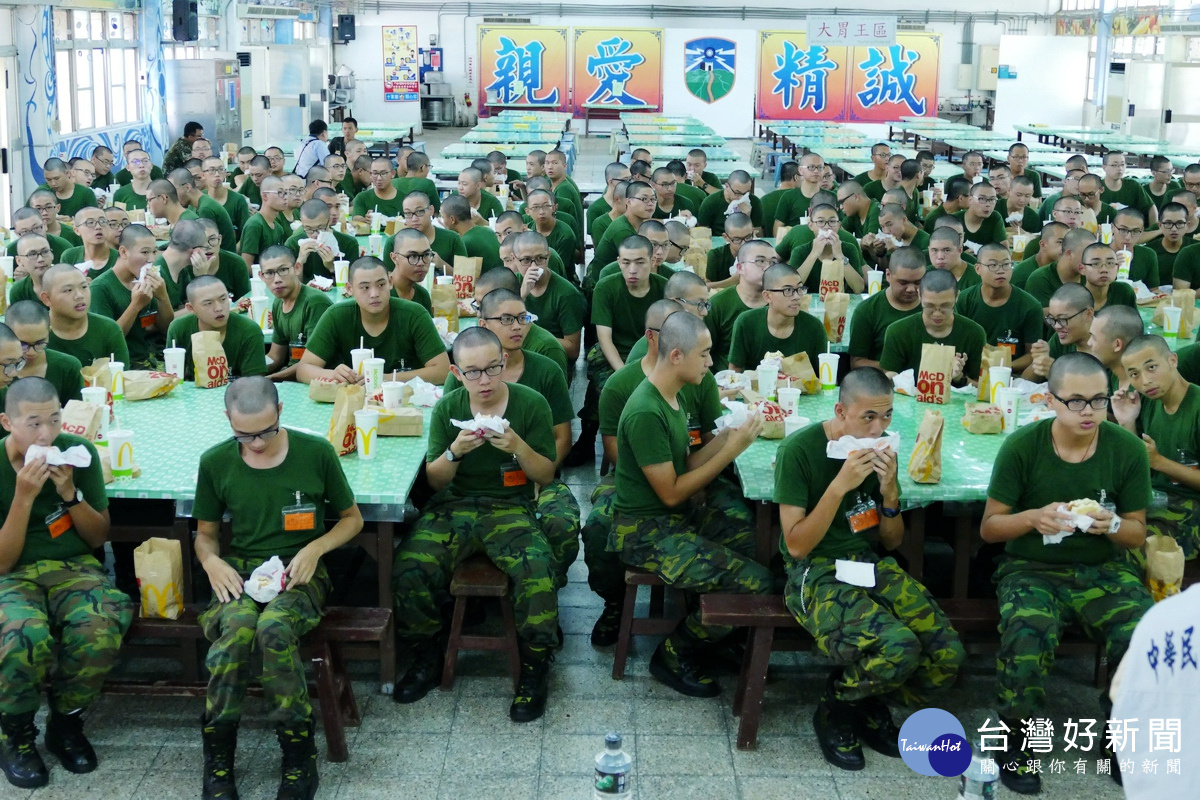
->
[805, 16, 897, 47]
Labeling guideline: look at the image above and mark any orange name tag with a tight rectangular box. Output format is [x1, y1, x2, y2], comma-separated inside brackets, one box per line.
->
[290, 346, 306, 362]
[139, 311, 158, 329]
[283, 510, 316, 531]
[47, 510, 73, 539]
[847, 506, 880, 533]
[688, 425, 702, 448]
[501, 464, 528, 487]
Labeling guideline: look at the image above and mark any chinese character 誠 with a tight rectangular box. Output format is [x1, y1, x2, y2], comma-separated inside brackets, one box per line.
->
[486, 37, 559, 105]
[585, 37, 646, 106]
[771, 42, 837, 113]
[856, 43, 926, 115]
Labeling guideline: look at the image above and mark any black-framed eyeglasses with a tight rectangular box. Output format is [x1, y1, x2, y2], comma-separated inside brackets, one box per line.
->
[1050, 393, 1110, 412]
[1161, 220, 1188, 230]
[19, 339, 48, 354]
[673, 297, 712, 312]
[979, 261, 1013, 273]
[1113, 225, 1143, 237]
[232, 424, 281, 444]
[19, 249, 53, 260]
[483, 313, 535, 326]
[259, 266, 292, 279]
[460, 363, 504, 381]
[403, 208, 430, 219]
[525, 203, 553, 213]
[810, 218, 839, 229]
[1045, 308, 1087, 328]
[399, 250, 434, 265]
[517, 254, 550, 267]
[726, 235, 751, 245]
[668, 238, 689, 251]
[1, 359, 27, 377]
[765, 286, 806, 298]
[743, 256, 781, 268]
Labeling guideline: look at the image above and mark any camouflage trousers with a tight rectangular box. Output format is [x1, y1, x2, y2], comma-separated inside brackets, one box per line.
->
[610, 506, 770, 642]
[995, 556, 1153, 719]
[583, 476, 754, 605]
[198, 556, 329, 725]
[1147, 491, 1200, 560]
[785, 555, 964, 705]
[392, 493, 559, 648]
[0, 556, 133, 715]
[579, 345, 618, 423]
[536, 480, 581, 590]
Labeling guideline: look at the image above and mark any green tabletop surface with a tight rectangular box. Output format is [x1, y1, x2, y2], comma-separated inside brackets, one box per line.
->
[619, 145, 740, 161]
[104, 381, 428, 514]
[1014, 124, 1114, 137]
[625, 134, 728, 147]
[900, 116, 964, 125]
[495, 110, 573, 121]
[440, 142, 547, 158]
[982, 150, 1101, 166]
[619, 114, 699, 124]
[460, 131, 562, 145]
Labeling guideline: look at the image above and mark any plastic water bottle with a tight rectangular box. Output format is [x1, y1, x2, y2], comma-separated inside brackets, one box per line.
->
[958, 746, 998, 800]
[594, 733, 631, 799]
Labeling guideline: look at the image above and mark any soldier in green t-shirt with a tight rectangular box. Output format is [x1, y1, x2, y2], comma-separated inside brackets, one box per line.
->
[927, 226, 980, 292]
[39, 158, 97, 218]
[473, 269, 569, 378]
[879, 268, 987, 384]
[849, 247, 924, 369]
[1101, 151, 1157, 226]
[610, 311, 770, 696]
[706, 240, 774, 373]
[955, 243, 1045, 373]
[394, 192, 468, 273]
[61, 207, 116, 277]
[351, 158, 405, 221]
[43, 264, 130, 368]
[285, 199, 360, 283]
[392, 326, 560, 722]
[440, 195, 502, 273]
[165, 276, 269, 382]
[525, 190, 578, 277]
[1148, 202, 1192, 286]
[1080, 242, 1137, 311]
[790, 203, 867, 296]
[87, 225, 176, 370]
[392, 152, 441, 212]
[776, 367, 963, 771]
[259, 246, 333, 380]
[981, 353, 1153, 794]
[10, 233, 54, 308]
[384, 228, 434, 314]
[298, 257, 449, 386]
[1027, 282, 1096, 382]
[0, 377, 130, 789]
[512, 231, 585, 361]
[955, 181, 1009, 252]
[696, 171, 762, 237]
[238, 175, 293, 269]
[4, 302, 84, 404]
[193, 377, 362, 800]
[1114, 334, 1200, 559]
[728, 264, 827, 372]
[1085, 304, 1143, 392]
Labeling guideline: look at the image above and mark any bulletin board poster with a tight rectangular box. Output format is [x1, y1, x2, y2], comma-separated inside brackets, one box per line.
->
[383, 25, 420, 102]
[757, 31, 940, 122]
[477, 26, 570, 112]
[573, 28, 663, 115]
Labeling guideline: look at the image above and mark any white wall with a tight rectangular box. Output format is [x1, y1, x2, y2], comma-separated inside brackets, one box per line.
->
[335, 24, 429, 130]
[661, 29, 757, 138]
[994, 34, 1091, 133]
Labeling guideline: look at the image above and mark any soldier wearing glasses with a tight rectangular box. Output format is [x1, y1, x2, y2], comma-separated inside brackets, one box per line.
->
[387, 228, 435, 314]
[880, 268, 986, 386]
[384, 191, 466, 272]
[239, 176, 292, 269]
[788, 203, 866, 295]
[283, 199, 360, 283]
[955, 242, 1044, 374]
[728, 263, 827, 373]
[260, 246, 334, 381]
[512, 231, 585, 362]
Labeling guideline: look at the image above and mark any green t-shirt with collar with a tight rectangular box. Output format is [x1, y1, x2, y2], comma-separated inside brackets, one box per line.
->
[8, 276, 47, 308]
[705, 287, 754, 374]
[1101, 180, 1153, 216]
[728, 306, 828, 372]
[392, 176, 441, 212]
[239, 213, 293, 258]
[786, 240, 865, 295]
[425, 383, 556, 502]
[196, 193, 237, 250]
[61, 246, 118, 274]
[591, 272, 668, 358]
[848, 290, 920, 363]
[600, 360, 722, 443]
[954, 285, 1044, 355]
[1146, 238, 1195, 286]
[0, 350, 86, 407]
[382, 226, 466, 267]
[878, 312, 987, 380]
[988, 419, 1151, 565]
[305, 297, 445, 374]
[774, 421, 877, 562]
[524, 323, 569, 378]
[215, 189, 252, 243]
[37, 183, 97, 217]
[271, 285, 335, 364]
[6, 234, 72, 262]
[524, 271, 586, 338]
[1022, 265, 1078, 309]
[112, 183, 149, 211]
[442, 351, 572, 427]
[84, 268, 163, 369]
[48, 313, 129, 367]
[166, 312, 268, 381]
[614, 379, 690, 518]
[1137, 383, 1200, 501]
[194, 429, 355, 561]
[4, 434, 107, 567]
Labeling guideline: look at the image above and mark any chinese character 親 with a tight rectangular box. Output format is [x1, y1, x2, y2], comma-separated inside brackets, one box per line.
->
[979, 717, 1011, 752]
[1063, 718, 1098, 752]
[771, 42, 837, 113]
[584, 37, 646, 106]
[486, 37, 559, 105]
[855, 44, 927, 115]
[1148, 719, 1182, 753]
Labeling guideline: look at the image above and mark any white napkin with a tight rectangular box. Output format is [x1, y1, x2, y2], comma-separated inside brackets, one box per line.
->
[76, 260, 94, 275]
[244, 556, 287, 603]
[963, 239, 983, 255]
[724, 195, 751, 217]
[1128, 280, 1156, 301]
[835, 559, 876, 587]
[307, 275, 334, 291]
[893, 369, 917, 396]
[431, 316, 457, 348]
[875, 232, 902, 248]
[950, 383, 977, 395]
[406, 377, 441, 407]
[714, 370, 748, 391]
[1005, 213, 1024, 225]
[25, 444, 93, 468]
[1010, 377, 1047, 401]
[714, 399, 750, 433]
[451, 414, 509, 435]
[825, 432, 901, 460]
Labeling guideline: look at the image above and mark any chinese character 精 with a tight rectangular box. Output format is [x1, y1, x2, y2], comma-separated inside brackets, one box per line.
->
[771, 42, 838, 113]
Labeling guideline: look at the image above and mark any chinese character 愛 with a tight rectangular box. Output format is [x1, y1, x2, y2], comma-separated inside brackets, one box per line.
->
[585, 37, 646, 106]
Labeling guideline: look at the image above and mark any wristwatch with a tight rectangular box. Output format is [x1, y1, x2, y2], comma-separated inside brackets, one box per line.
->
[444, 448, 459, 463]
[63, 489, 84, 509]
[881, 506, 901, 518]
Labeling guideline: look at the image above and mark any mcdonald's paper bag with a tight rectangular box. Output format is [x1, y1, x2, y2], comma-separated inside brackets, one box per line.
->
[781, 352, 820, 395]
[376, 405, 424, 436]
[308, 376, 342, 403]
[81, 358, 112, 392]
[60, 400, 102, 441]
[818, 259, 843, 300]
[134, 537, 184, 620]
[977, 345, 1011, 402]
[917, 343, 955, 405]
[1144, 534, 1184, 602]
[823, 292, 849, 344]
[962, 403, 1004, 434]
[453, 255, 482, 301]
[326, 383, 366, 456]
[907, 409, 944, 484]
[758, 401, 786, 439]
[432, 281, 460, 333]
[123, 371, 181, 401]
[192, 331, 229, 389]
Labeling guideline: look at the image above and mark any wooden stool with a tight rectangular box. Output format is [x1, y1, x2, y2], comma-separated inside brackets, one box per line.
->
[612, 567, 685, 680]
[441, 555, 521, 692]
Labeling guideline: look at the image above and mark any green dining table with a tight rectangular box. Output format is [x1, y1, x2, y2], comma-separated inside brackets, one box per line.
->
[624, 134, 728, 147]
[460, 131, 562, 145]
[440, 142, 548, 158]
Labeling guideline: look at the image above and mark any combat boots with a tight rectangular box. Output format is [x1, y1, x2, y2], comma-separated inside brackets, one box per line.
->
[44, 708, 97, 773]
[201, 715, 240, 800]
[998, 715, 1041, 795]
[275, 717, 318, 800]
[649, 627, 719, 698]
[509, 643, 553, 722]
[0, 712, 48, 789]
[813, 671, 865, 771]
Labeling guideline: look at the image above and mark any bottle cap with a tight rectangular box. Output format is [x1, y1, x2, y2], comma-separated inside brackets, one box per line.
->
[605, 733, 622, 747]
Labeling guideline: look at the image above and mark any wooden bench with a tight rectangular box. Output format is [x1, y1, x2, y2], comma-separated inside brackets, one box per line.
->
[106, 605, 392, 762]
[441, 555, 521, 692]
[612, 567, 686, 680]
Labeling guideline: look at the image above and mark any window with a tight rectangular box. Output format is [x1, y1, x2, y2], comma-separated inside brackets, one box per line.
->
[53, 10, 139, 134]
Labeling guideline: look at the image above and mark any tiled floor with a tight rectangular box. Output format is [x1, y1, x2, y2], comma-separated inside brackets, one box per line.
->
[3, 127, 1128, 799]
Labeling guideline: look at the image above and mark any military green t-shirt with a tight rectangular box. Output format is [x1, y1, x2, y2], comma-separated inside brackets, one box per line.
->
[425, 383, 555, 501]
[600, 360, 722, 442]
[1179, 343, 1200, 385]
[54, 225, 83, 249]
[696, 192, 763, 237]
[48, 313, 129, 368]
[392, 283, 432, 315]
[1122, 245, 1160, 287]
[461, 226, 502, 271]
[1011, 255, 1048, 291]
[1146, 238, 1194, 286]
[542, 220, 578, 270]
[774, 421, 877, 562]
[592, 215, 638, 274]
[8, 277, 47, 308]
[195, 194, 236, 250]
[878, 312, 987, 380]
[1093, 280, 1137, 310]
[166, 312, 267, 381]
[37, 183, 97, 217]
[759, 188, 788, 235]
[954, 285, 1044, 356]
[1146, 179, 1183, 212]
[240, 213, 293, 258]
[773, 187, 822, 229]
[6, 234, 72, 262]
[61, 246, 118, 274]
[1003, 205, 1043, 235]
[352, 188, 405, 219]
[988, 419, 1151, 565]
[215, 189, 252, 243]
[3, 434, 107, 567]
[271, 285, 334, 364]
[392, 177, 441, 212]
[1024, 265, 1080, 309]
[1138, 383, 1200, 501]
[591, 272, 668, 358]
[676, 181, 709, 208]
[87, 269, 163, 368]
[776, 226, 858, 264]
[306, 297, 444, 374]
[848, 290, 920, 362]
[954, 210, 1008, 249]
[1171, 243, 1200, 288]
[116, 164, 164, 186]
[705, 287, 754, 374]
[614, 380, 690, 518]
[159, 254, 251, 311]
[382, 226, 466, 267]
[728, 306, 828, 371]
[587, 197, 613, 241]
[443, 351, 572, 427]
[112, 183, 150, 211]
[651, 195, 695, 221]
[284, 228, 361, 282]
[524, 323, 569, 377]
[1, 351, 85, 407]
[194, 429, 355, 561]
[1101, 180, 1152, 216]
[922, 203, 950, 233]
[843, 202, 881, 239]
[787, 241, 866, 294]
[706, 244, 735, 284]
[525, 272, 586, 338]
[237, 177, 262, 208]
